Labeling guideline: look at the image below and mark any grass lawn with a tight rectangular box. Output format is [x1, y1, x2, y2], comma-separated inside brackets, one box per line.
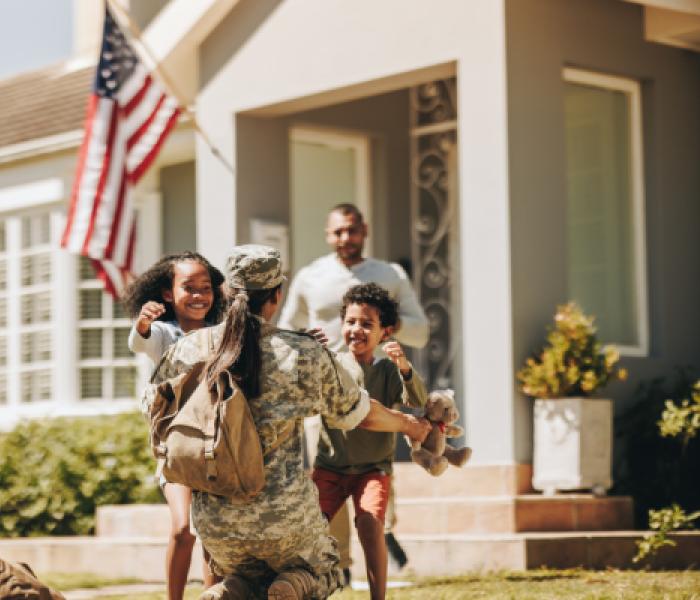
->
[50, 569, 700, 599]
[40, 573, 140, 590]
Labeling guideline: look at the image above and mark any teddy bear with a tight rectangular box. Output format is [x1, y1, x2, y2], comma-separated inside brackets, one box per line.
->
[408, 389, 472, 476]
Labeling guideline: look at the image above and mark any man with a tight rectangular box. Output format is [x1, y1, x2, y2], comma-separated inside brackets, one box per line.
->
[278, 204, 428, 583]
[279, 203, 428, 350]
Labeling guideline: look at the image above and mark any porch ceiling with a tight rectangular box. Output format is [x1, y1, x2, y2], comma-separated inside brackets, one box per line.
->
[624, 0, 700, 51]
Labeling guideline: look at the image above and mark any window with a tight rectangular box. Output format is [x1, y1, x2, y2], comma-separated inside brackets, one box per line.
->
[0, 182, 159, 418]
[563, 68, 648, 355]
[18, 213, 53, 402]
[77, 257, 138, 400]
[0, 221, 6, 404]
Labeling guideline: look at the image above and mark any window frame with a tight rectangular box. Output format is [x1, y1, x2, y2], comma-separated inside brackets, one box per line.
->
[0, 208, 59, 406]
[77, 263, 139, 401]
[563, 67, 649, 357]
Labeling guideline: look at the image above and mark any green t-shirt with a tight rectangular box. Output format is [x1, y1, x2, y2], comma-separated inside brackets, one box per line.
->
[314, 352, 428, 475]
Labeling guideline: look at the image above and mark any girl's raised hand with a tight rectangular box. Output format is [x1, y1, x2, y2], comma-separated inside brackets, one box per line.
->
[382, 341, 411, 376]
[136, 301, 165, 336]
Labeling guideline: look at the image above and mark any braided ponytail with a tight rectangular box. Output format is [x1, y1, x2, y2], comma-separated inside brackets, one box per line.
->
[204, 285, 280, 397]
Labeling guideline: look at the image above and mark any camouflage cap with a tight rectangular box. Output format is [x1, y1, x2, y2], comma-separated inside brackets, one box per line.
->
[225, 244, 285, 290]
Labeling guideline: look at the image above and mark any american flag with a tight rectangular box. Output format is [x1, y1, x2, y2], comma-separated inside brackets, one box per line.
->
[61, 6, 180, 297]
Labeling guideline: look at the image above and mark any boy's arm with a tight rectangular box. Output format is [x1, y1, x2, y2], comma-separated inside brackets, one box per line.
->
[401, 366, 428, 408]
[382, 341, 428, 408]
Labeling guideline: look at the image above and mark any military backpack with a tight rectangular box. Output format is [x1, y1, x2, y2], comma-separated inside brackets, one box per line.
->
[148, 328, 292, 500]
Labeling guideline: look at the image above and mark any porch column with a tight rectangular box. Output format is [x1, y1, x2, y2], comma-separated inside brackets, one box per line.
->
[195, 99, 237, 270]
[456, 0, 517, 464]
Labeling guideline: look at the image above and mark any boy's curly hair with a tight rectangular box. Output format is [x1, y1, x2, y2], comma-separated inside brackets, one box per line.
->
[122, 251, 225, 324]
[341, 282, 399, 328]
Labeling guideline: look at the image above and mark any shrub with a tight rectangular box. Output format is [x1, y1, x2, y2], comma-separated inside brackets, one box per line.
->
[659, 380, 700, 446]
[614, 368, 700, 526]
[0, 413, 161, 537]
[634, 504, 700, 563]
[630, 377, 700, 562]
[517, 302, 627, 399]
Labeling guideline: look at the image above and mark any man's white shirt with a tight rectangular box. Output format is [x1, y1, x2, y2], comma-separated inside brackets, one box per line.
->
[278, 253, 428, 351]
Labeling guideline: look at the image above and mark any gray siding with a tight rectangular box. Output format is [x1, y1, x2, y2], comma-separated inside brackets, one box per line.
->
[506, 0, 700, 460]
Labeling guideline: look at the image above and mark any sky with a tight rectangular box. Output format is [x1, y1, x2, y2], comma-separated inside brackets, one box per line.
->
[0, 0, 73, 80]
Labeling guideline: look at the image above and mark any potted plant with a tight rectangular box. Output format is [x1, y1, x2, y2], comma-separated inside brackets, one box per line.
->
[517, 302, 627, 496]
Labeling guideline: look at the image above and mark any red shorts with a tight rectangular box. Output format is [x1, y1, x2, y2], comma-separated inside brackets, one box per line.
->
[312, 467, 391, 524]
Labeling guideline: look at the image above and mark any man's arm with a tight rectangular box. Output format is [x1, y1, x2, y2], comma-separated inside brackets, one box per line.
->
[359, 399, 430, 443]
[390, 263, 429, 349]
[277, 270, 309, 331]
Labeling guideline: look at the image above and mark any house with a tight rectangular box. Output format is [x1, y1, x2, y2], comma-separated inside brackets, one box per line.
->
[1, 0, 699, 498]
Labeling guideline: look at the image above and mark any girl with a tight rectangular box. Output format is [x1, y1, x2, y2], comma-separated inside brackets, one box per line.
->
[124, 251, 225, 600]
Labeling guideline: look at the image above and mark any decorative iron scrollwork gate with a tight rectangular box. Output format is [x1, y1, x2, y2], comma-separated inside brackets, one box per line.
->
[410, 77, 459, 391]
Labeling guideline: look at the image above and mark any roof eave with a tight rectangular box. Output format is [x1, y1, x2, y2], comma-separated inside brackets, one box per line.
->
[133, 0, 242, 106]
[0, 130, 84, 166]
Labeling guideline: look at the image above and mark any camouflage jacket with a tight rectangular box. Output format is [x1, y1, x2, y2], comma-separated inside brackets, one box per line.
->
[142, 320, 370, 538]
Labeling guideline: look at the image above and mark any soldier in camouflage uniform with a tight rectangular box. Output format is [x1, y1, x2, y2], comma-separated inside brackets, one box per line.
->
[142, 245, 429, 600]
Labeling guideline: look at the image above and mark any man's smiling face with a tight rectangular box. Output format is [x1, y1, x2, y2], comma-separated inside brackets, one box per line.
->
[325, 210, 367, 266]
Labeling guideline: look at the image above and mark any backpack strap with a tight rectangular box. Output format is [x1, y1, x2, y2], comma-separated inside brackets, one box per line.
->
[264, 421, 296, 456]
[203, 352, 222, 483]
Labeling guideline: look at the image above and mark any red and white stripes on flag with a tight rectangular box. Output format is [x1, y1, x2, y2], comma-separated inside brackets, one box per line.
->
[61, 7, 180, 297]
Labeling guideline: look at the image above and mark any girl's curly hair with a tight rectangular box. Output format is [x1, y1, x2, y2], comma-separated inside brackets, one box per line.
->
[340, 282, 399, 327]
[122, 251, 225, 324]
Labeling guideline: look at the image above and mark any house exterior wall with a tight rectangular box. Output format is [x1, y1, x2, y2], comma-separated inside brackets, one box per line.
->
[196, 0, 516, 463]
[161, 160, 197, 255]
[506, 0, 700, 460]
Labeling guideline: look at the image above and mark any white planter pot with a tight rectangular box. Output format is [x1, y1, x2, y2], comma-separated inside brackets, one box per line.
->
[532, 397, 613, 495]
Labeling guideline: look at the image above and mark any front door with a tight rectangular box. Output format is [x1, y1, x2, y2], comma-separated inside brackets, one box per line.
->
[289, 127, 371, 274]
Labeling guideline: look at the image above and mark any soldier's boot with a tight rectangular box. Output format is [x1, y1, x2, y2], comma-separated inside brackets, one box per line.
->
[267, 568, 317, 600]
[199, 575, 252, 600]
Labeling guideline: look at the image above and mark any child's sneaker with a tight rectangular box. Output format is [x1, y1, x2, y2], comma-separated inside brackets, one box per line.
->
[385, 532, 408, 570]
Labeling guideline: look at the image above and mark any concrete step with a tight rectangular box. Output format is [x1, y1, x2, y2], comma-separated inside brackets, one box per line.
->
[1, 531, 697, 581]
[392, 494, 634, 534]
[355, 531, 700, 574]
[96, 494, 633, 539]
[392, 462, 534, 498]
[96, 504, 170, 538]
[0, 536, 203, 582]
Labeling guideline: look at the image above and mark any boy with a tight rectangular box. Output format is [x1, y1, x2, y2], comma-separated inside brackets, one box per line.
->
[312, 283, 428, 600]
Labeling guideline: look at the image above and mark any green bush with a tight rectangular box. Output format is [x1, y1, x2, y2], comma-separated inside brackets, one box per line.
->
[0, 412, 161, 537]
[614, 368, 700, 526]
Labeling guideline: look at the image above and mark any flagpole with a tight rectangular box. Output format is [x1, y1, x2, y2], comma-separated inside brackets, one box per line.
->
[106, 0, 235, 175]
